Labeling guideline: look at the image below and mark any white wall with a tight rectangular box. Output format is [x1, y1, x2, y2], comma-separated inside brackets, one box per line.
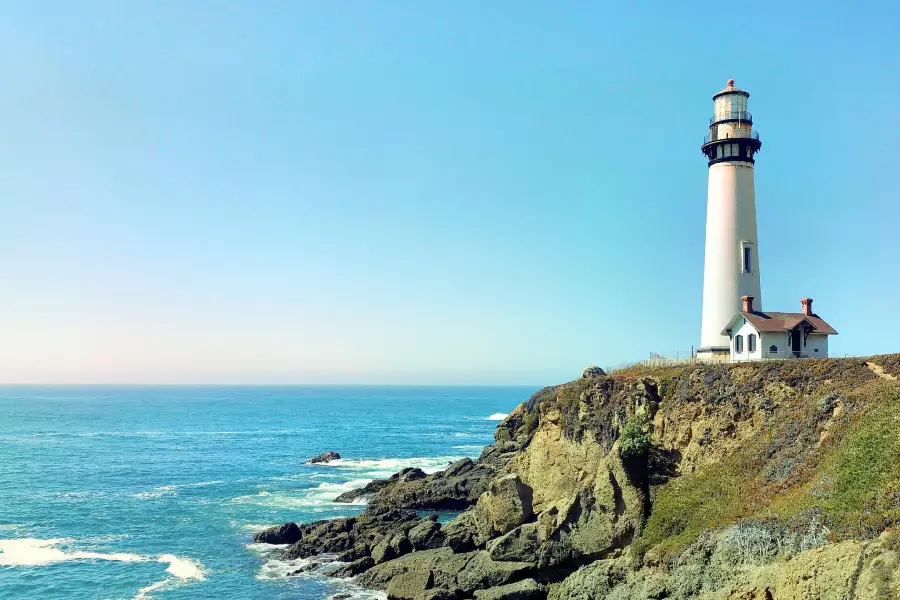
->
[699, 162, 762, 350]
[761, 331, 790, 359]
[804, 333, 829, 357]
[747, 329, 829, 360]
[729, 319, 763, 361]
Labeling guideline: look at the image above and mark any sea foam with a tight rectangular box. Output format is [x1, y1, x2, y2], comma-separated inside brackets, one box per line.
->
[486, 413, 509, 421]
[0, 537, 206, 599]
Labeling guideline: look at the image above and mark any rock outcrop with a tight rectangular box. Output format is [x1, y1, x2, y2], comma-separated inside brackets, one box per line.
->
[254, 354, 900, 600]
[582, 365, 606, 379]
[307, 451, 341, 464]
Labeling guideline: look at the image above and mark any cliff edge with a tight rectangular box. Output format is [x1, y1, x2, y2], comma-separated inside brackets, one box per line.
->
[255, 354, 900, 599]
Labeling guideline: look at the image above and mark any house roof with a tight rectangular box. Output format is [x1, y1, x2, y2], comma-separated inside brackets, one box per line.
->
[721, 311, 838, 336]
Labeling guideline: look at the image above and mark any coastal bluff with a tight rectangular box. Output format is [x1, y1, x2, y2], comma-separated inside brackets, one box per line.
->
[254, 354, 900, 599]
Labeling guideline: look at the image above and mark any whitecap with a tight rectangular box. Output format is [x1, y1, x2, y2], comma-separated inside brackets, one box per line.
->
[135, 554, 206, 599]
[252, 550, 386, 599]
[0, 538, 146, 566]
[486, 413, 508, 421]
[319, 456, 459, 478]
[0, 537, 206, 600]
[231, 478, 374, 509]
[133, 480, 226, 499]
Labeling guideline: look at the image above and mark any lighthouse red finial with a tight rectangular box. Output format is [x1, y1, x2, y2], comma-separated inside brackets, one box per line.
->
[727, 78, 735, 87]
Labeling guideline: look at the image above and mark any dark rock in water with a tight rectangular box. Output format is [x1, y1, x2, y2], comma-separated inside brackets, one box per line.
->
[333, 478, 392, 504]
[308, 451, 341, 464]
[287, 563, 318, 576]
[253, 522, 302, 545]
[582, 365, 606, 379]
[330, 594, 353, 600]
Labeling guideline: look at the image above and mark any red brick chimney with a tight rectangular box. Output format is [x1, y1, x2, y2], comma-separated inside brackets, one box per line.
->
[801, 298, 813, 316]
[741, 295, 754, 312]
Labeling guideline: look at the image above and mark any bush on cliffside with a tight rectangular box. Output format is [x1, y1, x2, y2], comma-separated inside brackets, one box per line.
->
[620, 412, 653, 459]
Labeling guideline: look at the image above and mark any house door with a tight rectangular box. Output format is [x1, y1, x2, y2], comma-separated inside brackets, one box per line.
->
[791, 329, 801, 357]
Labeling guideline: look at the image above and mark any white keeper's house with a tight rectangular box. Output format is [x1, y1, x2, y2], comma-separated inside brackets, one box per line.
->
[695, 80, 838, 362]
[720, 296, 838, 361]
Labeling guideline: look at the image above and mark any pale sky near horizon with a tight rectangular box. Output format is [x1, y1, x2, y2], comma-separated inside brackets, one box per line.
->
[2, 1, 898, 385]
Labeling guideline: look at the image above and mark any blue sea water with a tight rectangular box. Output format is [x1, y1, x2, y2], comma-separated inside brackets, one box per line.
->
[0, 385, 535, 599]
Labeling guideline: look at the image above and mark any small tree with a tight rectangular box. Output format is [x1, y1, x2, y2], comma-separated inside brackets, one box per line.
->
[620, 411, 654, 459]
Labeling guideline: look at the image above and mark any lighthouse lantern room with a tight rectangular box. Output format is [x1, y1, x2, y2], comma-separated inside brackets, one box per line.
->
[697, 80, 763, 362]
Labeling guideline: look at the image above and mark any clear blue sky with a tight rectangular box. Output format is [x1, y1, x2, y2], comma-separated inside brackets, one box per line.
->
[1, 1, 897, 384]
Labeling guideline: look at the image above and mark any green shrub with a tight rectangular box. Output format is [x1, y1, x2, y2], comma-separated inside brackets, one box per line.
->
[620, 412, 654, 459]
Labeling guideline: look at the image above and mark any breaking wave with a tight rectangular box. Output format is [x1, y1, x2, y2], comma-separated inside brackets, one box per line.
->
[485, 413, 508, 421]
[316, 456, 460, 478]
[246, 545, 386, 599]
[0, 538, 206, 599]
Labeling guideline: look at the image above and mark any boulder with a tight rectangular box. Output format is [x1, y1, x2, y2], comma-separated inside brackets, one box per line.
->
[441, 510, 478, 553]
[419, 588, 455, 599]
[474, 579, 545, 600]
[487, 523, 541, 563]
[455, 551, 534, 593]
[281, 507, 421, 561]
[308, 451, 341, 464]
[386, 568, 434, 599]
[335, 453, 518, 511]
[332, 556, 375, 578]
[473, 475, 534, 542]
[253, 522, 302, 545]
[582, 366, 606, 379]
[408, 519, 443, 550]
[390, 534, 413, 557]
[357, 548, 454, 589]
[372, 538, 398, 564]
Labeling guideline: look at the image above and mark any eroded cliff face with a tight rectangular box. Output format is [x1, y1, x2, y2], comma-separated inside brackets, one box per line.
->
[253, 354, 900, 599]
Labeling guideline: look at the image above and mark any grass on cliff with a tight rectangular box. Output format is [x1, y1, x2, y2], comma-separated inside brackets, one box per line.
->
[636, 379, 900, 563]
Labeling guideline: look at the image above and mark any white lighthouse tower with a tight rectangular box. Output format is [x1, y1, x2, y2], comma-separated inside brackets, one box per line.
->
[697, 79, 763, 361]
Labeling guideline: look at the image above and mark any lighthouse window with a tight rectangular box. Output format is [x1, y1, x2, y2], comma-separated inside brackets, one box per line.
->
[716, 145, 723, 158]
[735, 335, 744, 353]
[731, 143, 739, 156]
[724, 144, 732, 158]
[746, 146, 752, 158]
[743, 247, 752, 273]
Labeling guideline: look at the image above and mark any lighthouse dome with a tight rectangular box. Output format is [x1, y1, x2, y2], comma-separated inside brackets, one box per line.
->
[713, 78, 750, 100]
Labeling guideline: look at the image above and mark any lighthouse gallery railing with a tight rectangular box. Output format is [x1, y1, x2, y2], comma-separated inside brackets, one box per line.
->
[703, 129, 760, 144]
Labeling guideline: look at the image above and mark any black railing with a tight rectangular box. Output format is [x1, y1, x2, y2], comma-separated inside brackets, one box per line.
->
[703, 129, 760, 144]
[710, 110, 752, 124]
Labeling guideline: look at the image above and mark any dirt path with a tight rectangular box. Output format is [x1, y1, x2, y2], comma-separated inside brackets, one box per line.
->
[866, 361, 898, 381]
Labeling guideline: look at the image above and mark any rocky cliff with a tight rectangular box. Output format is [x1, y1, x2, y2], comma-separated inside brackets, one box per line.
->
[254, 354, 900, 599]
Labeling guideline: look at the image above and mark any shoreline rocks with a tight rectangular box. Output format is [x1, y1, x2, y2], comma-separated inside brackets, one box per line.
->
[252, 355, 900, 600]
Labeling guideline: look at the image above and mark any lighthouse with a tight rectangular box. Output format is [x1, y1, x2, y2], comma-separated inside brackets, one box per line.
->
[697, 80, 763, 361]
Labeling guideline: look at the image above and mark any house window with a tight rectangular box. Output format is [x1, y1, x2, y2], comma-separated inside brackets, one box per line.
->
[769, 345, 778, 353]
[735, 335, 743, 353]
[748, 334, 757, 352]
[743, 246, 752, 273]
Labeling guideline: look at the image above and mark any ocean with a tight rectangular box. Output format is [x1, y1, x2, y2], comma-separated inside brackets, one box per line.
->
[0, 385, 536, 599]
